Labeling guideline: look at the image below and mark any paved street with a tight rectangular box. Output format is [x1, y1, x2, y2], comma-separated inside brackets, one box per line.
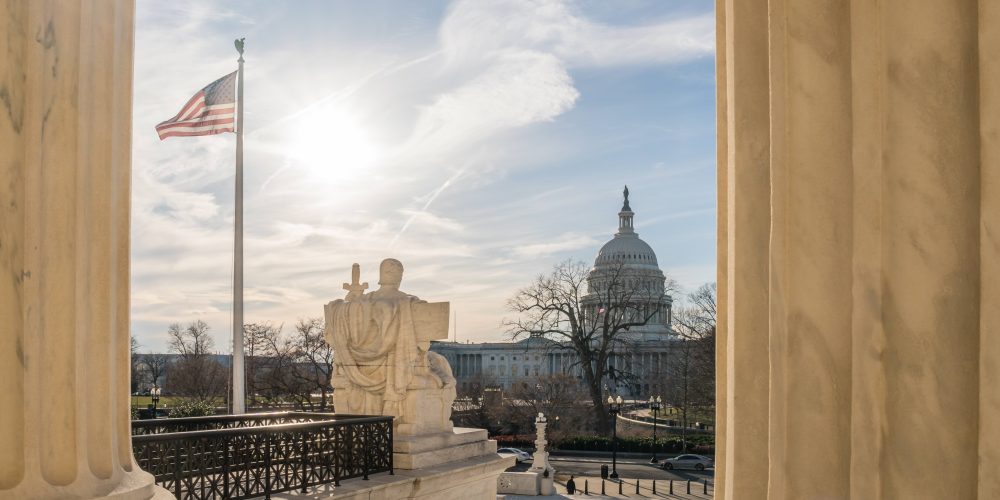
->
[502, 455, 715, 499]
[507, 454, 715, 482]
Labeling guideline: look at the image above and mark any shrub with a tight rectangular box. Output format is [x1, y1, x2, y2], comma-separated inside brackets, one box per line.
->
[167, 400, 217, 418]
[490, 433, 715, 455]
[552, 434, 714, 455]
[493, 434, 535, 449]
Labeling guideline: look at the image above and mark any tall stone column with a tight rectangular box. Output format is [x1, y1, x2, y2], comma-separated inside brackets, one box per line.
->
[718, 0, 1000, 498]
[716, 0, 771, 499]
[0, 2, 167, 498]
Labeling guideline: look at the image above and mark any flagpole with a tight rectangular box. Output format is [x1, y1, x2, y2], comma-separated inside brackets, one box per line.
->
[232, 38, 246, 414]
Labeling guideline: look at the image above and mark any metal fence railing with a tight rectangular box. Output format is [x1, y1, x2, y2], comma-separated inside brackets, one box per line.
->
[132, 412, 393, 500]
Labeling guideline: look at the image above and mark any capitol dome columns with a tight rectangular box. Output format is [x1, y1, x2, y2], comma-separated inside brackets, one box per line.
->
[1, 2, 167, 498]
[717, 0, 998, 498]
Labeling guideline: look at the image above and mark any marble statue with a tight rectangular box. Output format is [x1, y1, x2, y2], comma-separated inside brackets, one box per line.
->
[325, 258, 456, 436]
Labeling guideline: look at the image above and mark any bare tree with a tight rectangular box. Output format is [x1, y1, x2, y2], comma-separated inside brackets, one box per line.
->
[165, 320, 226, 402]
[665, 282, 716, 451]
[456, 372, 493, 399]
[167, 320, 214, 356]
[494, 374, 595, 439]
[240, 318, 334, 410]
[138, 353, 170, 389]
[285, 318, 334, 410]
[452, 373, 503, 430]
[504, 259, 671, 432]
[244, 321, 283, 407]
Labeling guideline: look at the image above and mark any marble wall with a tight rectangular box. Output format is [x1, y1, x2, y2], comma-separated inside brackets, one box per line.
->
[716, 0, 999, 499]
[0, 2, 166, 498]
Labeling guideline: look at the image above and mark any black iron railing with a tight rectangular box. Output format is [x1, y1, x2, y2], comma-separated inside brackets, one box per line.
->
[132, 412, 393, 500]
[131, 411, 330, 435]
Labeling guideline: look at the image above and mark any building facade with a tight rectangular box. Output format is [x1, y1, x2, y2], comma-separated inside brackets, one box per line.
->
[431, 188, 676, 399]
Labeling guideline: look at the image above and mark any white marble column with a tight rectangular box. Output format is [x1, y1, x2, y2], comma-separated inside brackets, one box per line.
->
[0, 2, 167, 498]
[718, 0, 1000, 498]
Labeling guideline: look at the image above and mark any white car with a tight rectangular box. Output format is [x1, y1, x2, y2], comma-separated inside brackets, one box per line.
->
[497, 448, 532, 463]
[660, 454, 714, 471]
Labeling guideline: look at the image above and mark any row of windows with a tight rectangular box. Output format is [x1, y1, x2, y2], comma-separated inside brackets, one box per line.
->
[483, 365, 542, 376]
[598, 252, 655, 262]
[484, 355, 542, 361]
[588, 279, 665, 290]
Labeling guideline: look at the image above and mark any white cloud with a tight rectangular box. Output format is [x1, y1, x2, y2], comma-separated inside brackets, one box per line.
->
[439, 0, 714, 68]
[397, 209, 464, 233]
[402, 51, 579, 160]
[512, 233, 602, 258]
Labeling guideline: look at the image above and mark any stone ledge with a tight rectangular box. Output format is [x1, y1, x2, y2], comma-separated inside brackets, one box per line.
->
[272, 452, 515, 500]
[393, 427, 488, 454]
[395, 439, 496, 470]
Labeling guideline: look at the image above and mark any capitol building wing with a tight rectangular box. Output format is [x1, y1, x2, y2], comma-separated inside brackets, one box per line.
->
[431, 187, 676, 399]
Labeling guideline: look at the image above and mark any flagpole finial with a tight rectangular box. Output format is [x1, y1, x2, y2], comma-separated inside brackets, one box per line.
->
[235, 37, 245, 57]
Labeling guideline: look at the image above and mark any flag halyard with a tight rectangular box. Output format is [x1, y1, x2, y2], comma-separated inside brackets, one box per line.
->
[156, 71, 238, 140]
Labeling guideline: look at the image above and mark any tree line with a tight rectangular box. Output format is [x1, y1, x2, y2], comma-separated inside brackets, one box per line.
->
[130, 318, 333, 411]
[129, 259, 715, 432]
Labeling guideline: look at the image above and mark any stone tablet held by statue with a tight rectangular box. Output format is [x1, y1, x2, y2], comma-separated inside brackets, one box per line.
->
[324, 258, 455, 436]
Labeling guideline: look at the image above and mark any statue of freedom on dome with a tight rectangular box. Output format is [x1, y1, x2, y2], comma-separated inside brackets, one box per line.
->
[324, 258, 455, 435]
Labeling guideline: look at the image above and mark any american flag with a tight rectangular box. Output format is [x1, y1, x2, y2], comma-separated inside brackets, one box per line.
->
[156, 71, 237, 140]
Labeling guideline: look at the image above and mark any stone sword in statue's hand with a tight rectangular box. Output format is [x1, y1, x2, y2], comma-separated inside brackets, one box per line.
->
[343, 263, 368, 301]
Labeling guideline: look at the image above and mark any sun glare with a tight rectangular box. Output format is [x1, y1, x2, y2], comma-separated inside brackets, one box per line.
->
[288, 106, 379, 183]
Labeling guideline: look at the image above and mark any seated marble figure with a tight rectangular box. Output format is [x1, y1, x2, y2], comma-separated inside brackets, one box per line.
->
[324, 258, 456, 436]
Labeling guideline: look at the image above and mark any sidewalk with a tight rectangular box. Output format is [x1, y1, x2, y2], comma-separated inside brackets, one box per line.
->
[498, 474, 714, 499]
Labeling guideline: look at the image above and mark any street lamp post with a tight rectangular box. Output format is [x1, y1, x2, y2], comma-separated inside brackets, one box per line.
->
[607, 395, 623, 479]
[150, 386, 161, 419]
[649, 395, 662, 463]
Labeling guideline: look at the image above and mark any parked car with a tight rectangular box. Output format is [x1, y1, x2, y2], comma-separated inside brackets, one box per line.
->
[497, 448, 532, 463]
[660, 454, 714, 470]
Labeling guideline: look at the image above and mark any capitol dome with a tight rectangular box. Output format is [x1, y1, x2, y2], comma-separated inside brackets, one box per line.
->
[582, 186, 673, 342]
[593, 186, 660, 270]
[595, 233, 659, 268]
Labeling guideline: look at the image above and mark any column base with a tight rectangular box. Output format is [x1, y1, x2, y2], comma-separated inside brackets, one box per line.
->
[94, 469, 172, 500]
[3, 468, 171, 500]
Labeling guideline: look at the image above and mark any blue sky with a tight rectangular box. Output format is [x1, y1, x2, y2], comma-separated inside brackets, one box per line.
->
[131, 0, 716, 353]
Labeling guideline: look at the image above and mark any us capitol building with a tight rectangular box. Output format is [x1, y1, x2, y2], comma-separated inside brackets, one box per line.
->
[430, 187, 676, 399]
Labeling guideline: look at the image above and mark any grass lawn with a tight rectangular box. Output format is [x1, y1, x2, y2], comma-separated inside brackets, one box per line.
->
[635, 406, 716, 427]
[674, 408, 715, 427]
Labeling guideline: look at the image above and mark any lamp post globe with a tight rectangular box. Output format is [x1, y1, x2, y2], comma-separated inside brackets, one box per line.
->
[150, 386, 161, 418]
[607, 395, 623, 479]
[649, 395, 662, 463]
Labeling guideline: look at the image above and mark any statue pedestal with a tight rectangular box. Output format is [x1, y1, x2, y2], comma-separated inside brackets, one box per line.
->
[394, 427, 494, 470]
[331, 378, 455, 438]
[273, 427, 511, 499]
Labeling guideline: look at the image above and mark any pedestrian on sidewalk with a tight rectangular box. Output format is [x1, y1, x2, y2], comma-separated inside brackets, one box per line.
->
[567, 475, 576, 494]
